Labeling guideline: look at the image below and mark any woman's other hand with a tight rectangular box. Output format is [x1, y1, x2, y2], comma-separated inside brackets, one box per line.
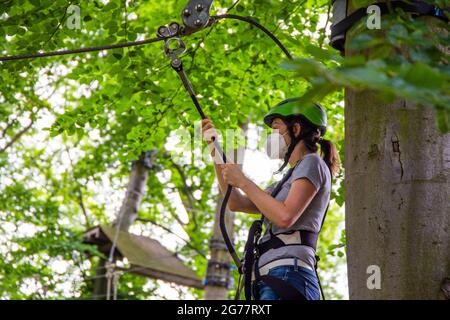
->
[220, 164, 248, 188]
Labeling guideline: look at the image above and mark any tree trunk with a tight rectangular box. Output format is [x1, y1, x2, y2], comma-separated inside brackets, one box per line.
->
[204, 123, 248, 300]
[204, 195, 236, 299]
[92, 150, 155, 299]
[345, 3, 450, 299]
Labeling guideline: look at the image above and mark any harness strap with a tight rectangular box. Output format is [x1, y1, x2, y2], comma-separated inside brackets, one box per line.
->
[257, 230, 318, 256]
[241, 159, 332, 301]
[243, 219, 262, 300]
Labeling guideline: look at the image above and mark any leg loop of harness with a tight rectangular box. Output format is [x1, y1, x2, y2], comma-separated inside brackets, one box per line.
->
[315, 254, 326, 300]
[242, 229, 318, 300]
[242, 219, 263, 300]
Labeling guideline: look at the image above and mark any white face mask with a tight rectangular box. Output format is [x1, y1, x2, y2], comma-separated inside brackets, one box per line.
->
[264, 131, 289, 159]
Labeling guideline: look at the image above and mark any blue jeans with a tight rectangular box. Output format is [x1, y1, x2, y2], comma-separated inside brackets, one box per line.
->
[255, 265, 321, 300]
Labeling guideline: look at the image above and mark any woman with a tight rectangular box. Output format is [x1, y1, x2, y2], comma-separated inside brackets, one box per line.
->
[201, 98, 340, 300]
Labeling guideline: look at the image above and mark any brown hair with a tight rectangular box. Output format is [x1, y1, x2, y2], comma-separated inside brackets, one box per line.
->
[283, 115, 340, 177]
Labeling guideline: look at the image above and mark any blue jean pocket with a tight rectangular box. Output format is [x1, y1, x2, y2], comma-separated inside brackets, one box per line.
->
[285, 269, 320, 300]
[257, 265, 320, 300]
[284, 270, 308, 299]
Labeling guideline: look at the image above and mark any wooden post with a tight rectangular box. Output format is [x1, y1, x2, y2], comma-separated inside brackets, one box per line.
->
[92, 150, 155, 299]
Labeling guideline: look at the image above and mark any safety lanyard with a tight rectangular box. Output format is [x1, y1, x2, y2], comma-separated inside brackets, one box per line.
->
[263, 161, 299, 236]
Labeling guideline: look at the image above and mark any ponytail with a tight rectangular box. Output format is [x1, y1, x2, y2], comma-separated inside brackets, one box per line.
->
[278, 115, 341, 177]
[318, 138, 340, 177]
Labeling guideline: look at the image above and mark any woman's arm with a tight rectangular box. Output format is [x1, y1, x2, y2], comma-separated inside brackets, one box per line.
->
[212, 162, 261, 213]
[221, 164, 318, 228]
[202, 118, 261, 214]
[240, 178, 317, 228]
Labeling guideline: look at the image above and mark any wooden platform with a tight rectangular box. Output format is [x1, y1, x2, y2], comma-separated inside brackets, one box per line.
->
[83, 225, 204, 289]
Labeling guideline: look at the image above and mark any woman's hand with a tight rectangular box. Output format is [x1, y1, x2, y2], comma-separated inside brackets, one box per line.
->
[220, 164, 248, 188]
[201, 118, 217, 145]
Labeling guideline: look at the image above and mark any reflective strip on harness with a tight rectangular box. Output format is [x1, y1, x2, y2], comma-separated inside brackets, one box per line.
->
[256, 230, 319, 257]
[258, 258, 313, 277]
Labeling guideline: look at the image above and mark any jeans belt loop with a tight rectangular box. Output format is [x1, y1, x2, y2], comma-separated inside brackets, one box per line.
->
[294, 257, 298, 272]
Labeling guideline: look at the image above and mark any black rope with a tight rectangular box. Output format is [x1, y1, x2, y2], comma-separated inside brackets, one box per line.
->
[0, 37, 165, 62]
[0, 15, 293, 62]
[213, 14, 293, 60]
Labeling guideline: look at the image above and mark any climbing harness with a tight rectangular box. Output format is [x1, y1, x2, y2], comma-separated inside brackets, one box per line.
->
[236, 154, 332, 300]
[331, 0, 449, 54]
[234, 100, 332, 300]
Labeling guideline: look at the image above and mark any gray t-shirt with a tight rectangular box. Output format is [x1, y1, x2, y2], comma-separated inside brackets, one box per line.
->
[258, 153, 331, 270]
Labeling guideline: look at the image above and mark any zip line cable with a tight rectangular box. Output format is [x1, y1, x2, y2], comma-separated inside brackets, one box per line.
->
[0, 37, 166, 62]
[213, 14, 292, 60]
[0, 15, 291, 62]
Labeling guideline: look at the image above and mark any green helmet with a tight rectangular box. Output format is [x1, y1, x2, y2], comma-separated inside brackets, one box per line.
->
[263, 98, 327, 128]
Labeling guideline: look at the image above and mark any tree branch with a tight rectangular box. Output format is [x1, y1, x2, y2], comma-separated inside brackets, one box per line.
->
[0, 118, 34, 153]
[1, 109, 25, 138]
[165, 155, 200, 231]
[64, 144, 92, 229]
[136, 217, 206, 258]
[42, 2, 73, 47]
[77, 188, 92, 229]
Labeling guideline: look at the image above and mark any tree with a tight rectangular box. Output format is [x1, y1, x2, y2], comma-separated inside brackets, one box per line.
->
[204, 193, 236, 299]
[344, 1, 450, 299]
[281, 0, 449, 299]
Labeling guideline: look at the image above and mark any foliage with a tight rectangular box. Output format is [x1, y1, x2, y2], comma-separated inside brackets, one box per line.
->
[283, 1, 450, 132]
[0, 0, 347, 299]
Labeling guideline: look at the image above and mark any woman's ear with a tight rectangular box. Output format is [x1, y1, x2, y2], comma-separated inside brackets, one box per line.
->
[293, 123, 301, 138]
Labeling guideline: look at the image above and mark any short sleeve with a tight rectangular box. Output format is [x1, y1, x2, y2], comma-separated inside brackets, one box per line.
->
[264, 183, 276, 194]
[291, 155, 325, 191]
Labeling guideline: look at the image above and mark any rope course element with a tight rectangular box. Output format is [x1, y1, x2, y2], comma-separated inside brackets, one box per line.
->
[0, 37, 165, 62]
[0, 16, 291, 63]
[213, 14, 292, 60]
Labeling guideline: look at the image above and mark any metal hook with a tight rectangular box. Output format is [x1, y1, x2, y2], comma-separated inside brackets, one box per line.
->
[157, 21, 181, 39]
[163, 37, 186, 57]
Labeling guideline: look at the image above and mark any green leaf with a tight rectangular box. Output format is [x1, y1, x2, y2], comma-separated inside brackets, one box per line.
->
[401, 63, 443, 89]
[28, 0, 41, 7]
[104, 1, 118, 11]
[436, 108, 450, 134]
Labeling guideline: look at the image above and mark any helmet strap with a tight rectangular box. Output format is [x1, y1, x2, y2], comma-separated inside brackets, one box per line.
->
[275, 120, 303, 174]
